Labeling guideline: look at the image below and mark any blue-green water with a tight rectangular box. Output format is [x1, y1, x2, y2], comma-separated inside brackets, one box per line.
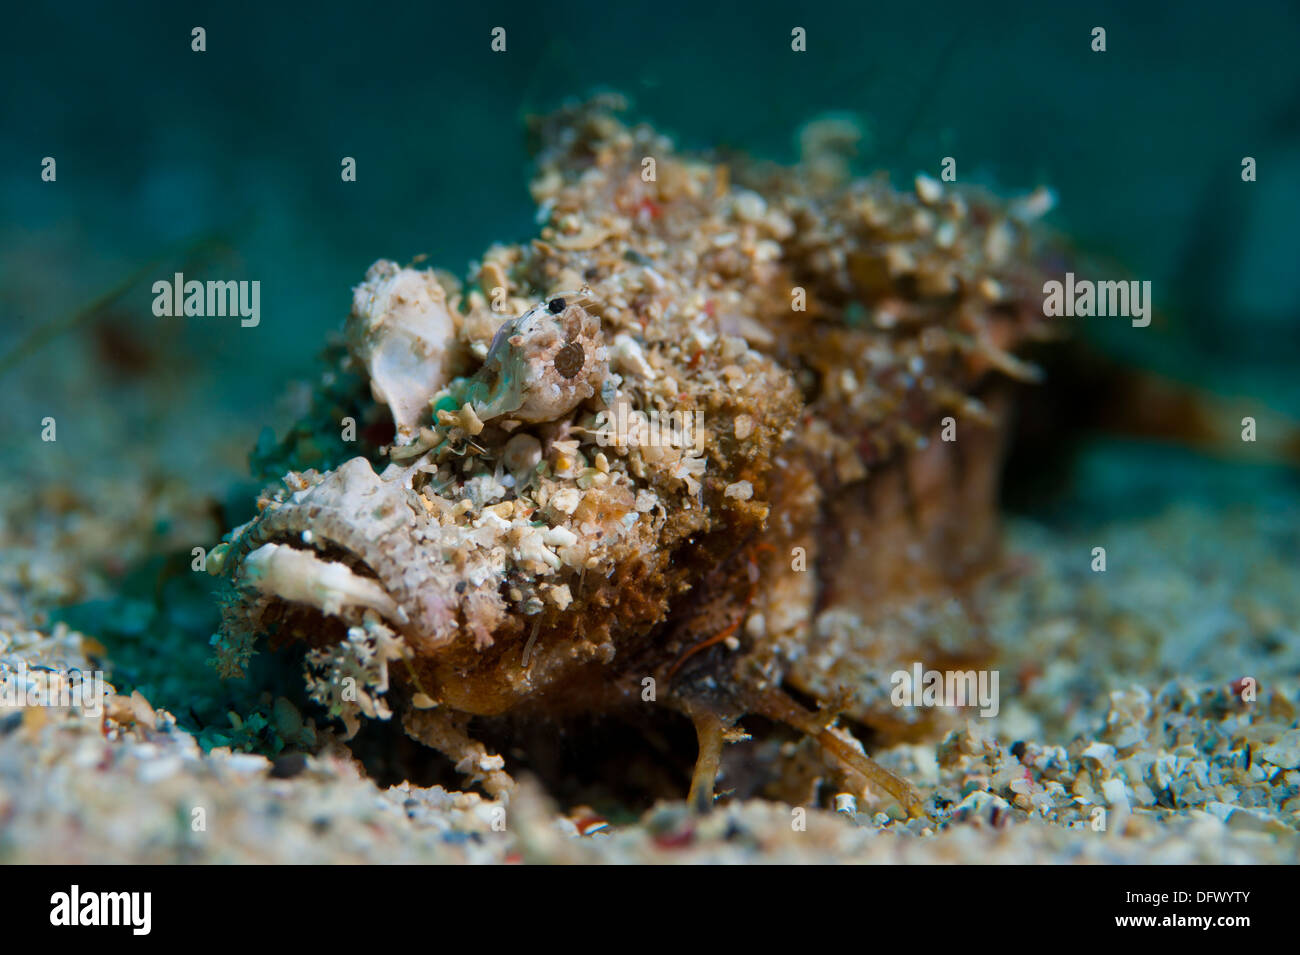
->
[4, 1, 1298, 416]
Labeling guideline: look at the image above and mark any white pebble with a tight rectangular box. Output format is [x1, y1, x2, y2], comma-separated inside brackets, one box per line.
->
[724, 480, 753, 501]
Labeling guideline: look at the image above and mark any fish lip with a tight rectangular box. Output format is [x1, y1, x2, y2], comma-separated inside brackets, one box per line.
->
[238, 540, 410, 628]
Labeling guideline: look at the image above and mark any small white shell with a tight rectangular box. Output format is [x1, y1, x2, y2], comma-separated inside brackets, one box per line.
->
[348, 261, 457, 443]
[242, 542, 407, 624]
[502, 432, 543, 476]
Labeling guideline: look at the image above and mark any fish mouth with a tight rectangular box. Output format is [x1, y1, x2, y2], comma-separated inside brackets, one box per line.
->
[237, 538, 409, 631]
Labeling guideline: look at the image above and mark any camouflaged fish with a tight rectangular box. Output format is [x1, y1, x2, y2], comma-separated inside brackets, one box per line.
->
[210, 97, 1057, 816]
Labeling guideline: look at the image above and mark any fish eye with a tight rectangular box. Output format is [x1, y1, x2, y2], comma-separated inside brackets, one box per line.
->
[547, 297, 566, 314]
[554, 341, 585, 378]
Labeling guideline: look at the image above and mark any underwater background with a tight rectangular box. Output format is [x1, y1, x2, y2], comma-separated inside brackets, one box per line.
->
[1, 1, 1298, 828]
[6, 0, 1300, 426]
